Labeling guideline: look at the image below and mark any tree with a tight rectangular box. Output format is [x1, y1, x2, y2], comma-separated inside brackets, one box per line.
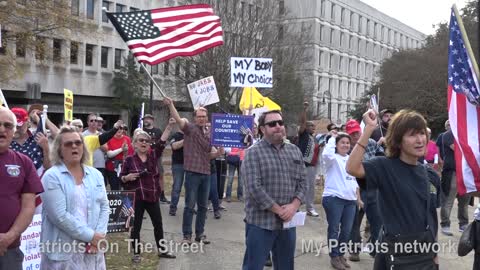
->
[0, 0, 97, 83]
[110, 54, 149, 124]
[350, 1, 478, 135]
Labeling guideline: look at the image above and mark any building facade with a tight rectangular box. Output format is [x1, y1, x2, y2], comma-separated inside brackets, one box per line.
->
[282, 0, 426, 124]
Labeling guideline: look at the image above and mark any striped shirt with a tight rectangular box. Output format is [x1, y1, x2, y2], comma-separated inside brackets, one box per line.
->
[242, 139, 307, 230]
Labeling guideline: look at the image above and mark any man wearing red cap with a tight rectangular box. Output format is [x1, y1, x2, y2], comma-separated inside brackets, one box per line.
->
[345, 119, 384, 262]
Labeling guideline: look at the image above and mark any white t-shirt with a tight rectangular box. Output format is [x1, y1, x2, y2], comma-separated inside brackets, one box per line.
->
[74, 184, 88, 225]
[321, 137, 358, 201]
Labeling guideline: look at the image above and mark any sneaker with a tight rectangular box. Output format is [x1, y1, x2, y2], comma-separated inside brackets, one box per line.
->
[441, 226, 454, 236]
[265, 254, 273, 267]
[181, 236, 192, 246]
[348, 253, 360, 262]
[219, 204, 227, 211]
[307, 209, 320, 217]
[459, 224, 468, 233]
[169, 209, 176, 216]
[158, 251, 176, 259]
[160, 196, 170, 204]
[340, 256, 351, 268]
[195, 234, 211, 244]
[330, 257, 346, 270]
[214, 210, 221, 219]
[132, 254, 141, 263]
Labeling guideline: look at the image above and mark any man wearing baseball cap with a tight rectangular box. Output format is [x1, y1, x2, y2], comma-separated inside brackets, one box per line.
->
[345, 119, 384, 262]
[370, 109, 394, 143]
[27, 104, 59, 138]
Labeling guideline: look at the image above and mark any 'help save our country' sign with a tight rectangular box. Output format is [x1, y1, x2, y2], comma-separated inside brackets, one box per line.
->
[230, 57, 273, 88]
[187, 76, 220, 109]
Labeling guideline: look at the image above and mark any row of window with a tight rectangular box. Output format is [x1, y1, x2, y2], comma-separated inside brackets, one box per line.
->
[69, 0, 139, 21]
[317, 76, 369, 101]
[318, 50, 380, 80]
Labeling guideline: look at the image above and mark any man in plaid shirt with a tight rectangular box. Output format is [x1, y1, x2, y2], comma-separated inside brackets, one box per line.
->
[241, 110, 306, 270]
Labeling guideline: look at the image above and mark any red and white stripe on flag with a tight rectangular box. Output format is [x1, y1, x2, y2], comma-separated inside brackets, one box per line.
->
[107, 4, 223, 65]
[447, 8, 480, 196]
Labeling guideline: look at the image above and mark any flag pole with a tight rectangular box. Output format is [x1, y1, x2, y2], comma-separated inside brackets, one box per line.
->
[452, 4, 480, 80]
[140, 63, 167, 98]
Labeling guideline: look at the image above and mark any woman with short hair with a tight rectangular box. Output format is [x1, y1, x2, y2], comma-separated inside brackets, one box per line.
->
[40, 126, 109, 270]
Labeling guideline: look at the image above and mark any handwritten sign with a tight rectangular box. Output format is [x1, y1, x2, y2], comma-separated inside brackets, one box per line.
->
[107, 191, 135, 233]
[64, 89, 73, 121]
[187, 76, 220, 109]
[20, 214, 42, 270]
[231, 57, 273, 88]
[211, 113, 254, 148]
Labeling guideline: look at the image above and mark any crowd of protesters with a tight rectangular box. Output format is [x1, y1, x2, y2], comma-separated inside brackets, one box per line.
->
[0, 99, 475, 270]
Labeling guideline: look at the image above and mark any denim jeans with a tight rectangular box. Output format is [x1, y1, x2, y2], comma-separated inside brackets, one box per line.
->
[322, 196, 357, 257]
[350, 190, 382, 255]
[216, 159, 227, 199]
[182, 171, 210, 237]
[305, 166, 317, 211]
[209, 172, 220, 211]
[242, 223, 296, 270]
[226, 162, 243, 199]
[170, 163, 185, 212]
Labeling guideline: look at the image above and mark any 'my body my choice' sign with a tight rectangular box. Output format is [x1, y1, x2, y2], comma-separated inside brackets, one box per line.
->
[231, 57, 273, 88]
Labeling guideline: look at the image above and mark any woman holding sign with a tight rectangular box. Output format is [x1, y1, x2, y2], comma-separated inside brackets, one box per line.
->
[40, 126, 109, 270]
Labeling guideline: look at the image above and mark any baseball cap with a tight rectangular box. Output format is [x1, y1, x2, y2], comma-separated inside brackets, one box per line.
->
[345, 119, 361, 135]
[142, 114, 154, 120]
[380, 109, 394, 116]
[28, 104, 43, 115]
[11, 107, 29, 126]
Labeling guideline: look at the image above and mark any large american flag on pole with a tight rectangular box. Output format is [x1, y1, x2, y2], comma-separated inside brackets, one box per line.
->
[447, 7, 480, 196]
[106, 4, 223, 65]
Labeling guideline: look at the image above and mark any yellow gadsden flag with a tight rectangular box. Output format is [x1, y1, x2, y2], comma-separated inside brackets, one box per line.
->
[239, 87, 281, 111]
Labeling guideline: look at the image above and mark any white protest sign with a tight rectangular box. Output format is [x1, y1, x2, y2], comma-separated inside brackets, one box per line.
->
[230, 57, 273, 88]
[0, 88, 9, 109]
[187, 76, 220, 109]
[20, 214, 42, 270]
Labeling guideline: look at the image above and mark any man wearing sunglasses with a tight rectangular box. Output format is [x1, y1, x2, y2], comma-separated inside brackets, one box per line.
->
[241, 110, 306, 270]
[83, 113, 109, 187]
[0, 107, 44, 270]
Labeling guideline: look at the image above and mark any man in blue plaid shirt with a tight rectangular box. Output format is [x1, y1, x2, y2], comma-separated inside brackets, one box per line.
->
[241, 110, 306, 270]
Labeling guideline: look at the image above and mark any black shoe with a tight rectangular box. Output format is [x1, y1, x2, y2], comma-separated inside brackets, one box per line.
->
[160, 197, 170, 204]
[169, 210, 176, 216]
[265, 254, 272, 267]
[195, 234, 211, 244]
[214, 210, 221, 219]
[158, 252, 176, 259]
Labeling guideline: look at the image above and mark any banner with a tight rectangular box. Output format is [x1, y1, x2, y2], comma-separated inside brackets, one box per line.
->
[107, 191, 135, 233]
[187, 76, 220, 109]
[63, 89, 73, 122]
[239, 87, 281, 112]
[0, 88, 8, 109]
[231, 57, 273, 88]
[20, 214, 42, 270]
[211, 113, 254, 148]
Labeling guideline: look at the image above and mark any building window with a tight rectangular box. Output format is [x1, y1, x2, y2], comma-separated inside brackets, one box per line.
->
[164, 61, 169, 75]
[71, 0, 79, 16]
[70, 42, 78, 64]
[319, 25, 323, 41]
[53, 39, 62, 63]
[240, 2, 245, 18]
[152, 64, 158, 74]
[16, 34, 26, 57]
[130, 7, 139, 12]
[331, 4, 335, 21]
[248, 4, 253, 20]
[116, 4, 125, 13]
[358, 16, 362, 33]
[278, 25, 284, 40]
[87, 0, 95, 20]
[366, 19, 370, 36]
[256, 6, 260, 22]
[114, 49, 122, 69]
[35, 37, 46, 60]
[348, 59, 352, 74]
[0, 30, 7, 55]
[319, 51, 323, 66]
[340, 32, 344, 48]
[338, 56, 343, 71]
[329, 54, 334, 69]
[232, 1, 236, 16]
[175, 62, 180, 75]
[102, 1, 110, 22]
[101, 46, 109, 68]
[279, 0, 285, 15]
[340, 8, 345, 25]
[330, 29, 335, 45]
[349, 36, 353, 50]
[85, 44, 94, 66]
[350, 12, 354, 29]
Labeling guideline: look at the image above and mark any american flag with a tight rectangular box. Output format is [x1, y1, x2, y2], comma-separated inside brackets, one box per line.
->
[121, 197, 134, 217]
[106, 4, 223, 65]
[447, 7, 480, 196]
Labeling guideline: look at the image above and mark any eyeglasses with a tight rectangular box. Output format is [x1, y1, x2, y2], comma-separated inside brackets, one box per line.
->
[264, 120, 284, 128]
[63, 140, 83, 148]
[74, 125, 83, 129]
[0, 122, 15, 130]
[89, 119, 96, 123]
[137, 138, 151, 144]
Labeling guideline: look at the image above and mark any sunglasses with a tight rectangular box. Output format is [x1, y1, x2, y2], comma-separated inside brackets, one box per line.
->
[264, 120, 284, 128]
[137, 138, 151, 144]
[0, 122, 15, 130]
[122, 127, 128, 130]
[89, 119, 96, 122]
[74, 125, 83, 129]
[63, 140, 83, 148]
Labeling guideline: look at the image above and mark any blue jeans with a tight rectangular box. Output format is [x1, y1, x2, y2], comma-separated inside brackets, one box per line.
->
[322, 196, 356, 257]
[226, 162, 243, 199]
[242, 223, 296, 270]
[209, 172, 220, 211]
[170, 164, 185, 212]
[350, 190, 382, 255]
[182, 171, 210, 237]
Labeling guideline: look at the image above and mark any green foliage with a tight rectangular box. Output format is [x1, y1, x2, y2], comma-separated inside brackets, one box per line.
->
[272, 67, 305, 125]
[110, 54, 149, 116]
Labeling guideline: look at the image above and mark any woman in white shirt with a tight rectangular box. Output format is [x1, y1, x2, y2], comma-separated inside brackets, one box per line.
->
[322, 131, 359, 270]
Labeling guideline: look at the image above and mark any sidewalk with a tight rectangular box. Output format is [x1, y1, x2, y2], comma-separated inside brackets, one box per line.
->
[135, 199, 476, 270]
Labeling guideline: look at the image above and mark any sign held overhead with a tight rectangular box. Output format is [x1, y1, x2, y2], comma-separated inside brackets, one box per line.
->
[231, 57, 273, 88]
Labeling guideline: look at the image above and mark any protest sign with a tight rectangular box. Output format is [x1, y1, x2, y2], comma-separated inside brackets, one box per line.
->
[0, 88, 8, 109]
[187, 76, 220, 108]
[20, 214, 42, 270]
[231, 57, 273, 88]
[64, 89, 73, 122]
[211, 113, 254, 148]
[107, 191, 135, 233]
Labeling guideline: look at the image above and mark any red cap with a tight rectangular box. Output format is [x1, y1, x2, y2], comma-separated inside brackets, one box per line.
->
[345, 119, 361, 135]
[11, 107, 29, 126]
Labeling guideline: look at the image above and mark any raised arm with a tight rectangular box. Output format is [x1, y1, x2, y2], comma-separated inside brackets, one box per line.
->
[98, 120, 122, 145]
[163, 97, 187, 130]
[346, 110, 377, 178]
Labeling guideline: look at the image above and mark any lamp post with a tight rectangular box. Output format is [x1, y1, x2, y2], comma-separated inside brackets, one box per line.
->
[322, 90, 332, 122]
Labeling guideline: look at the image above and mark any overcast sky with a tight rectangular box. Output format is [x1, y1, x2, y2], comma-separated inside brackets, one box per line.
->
[360, 0, 469, 35]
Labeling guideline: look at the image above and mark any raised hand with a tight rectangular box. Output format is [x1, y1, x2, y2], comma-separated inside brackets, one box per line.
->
[114, 120, 124, 129]
[363, 109, 378, 128]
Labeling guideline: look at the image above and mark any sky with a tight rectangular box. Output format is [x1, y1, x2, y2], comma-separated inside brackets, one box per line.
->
[360, 0, 469, 35]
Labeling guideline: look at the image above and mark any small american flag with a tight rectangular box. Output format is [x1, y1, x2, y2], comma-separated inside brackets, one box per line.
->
[447, 6, 480, 195]
[107, 4, 223, 65]
[121, 197, 134, 217]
